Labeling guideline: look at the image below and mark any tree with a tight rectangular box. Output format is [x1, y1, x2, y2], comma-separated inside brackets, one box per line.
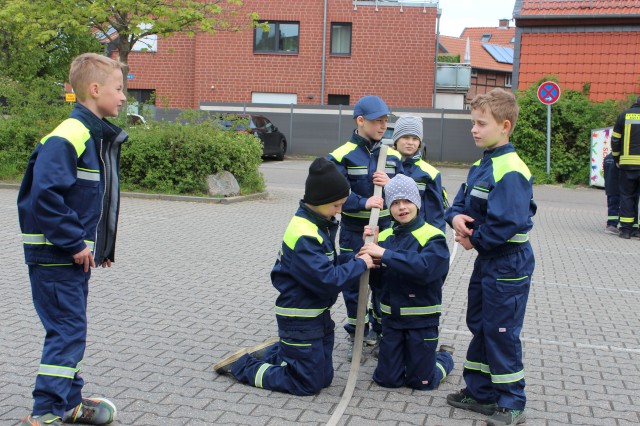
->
[0, 0, 264, 90]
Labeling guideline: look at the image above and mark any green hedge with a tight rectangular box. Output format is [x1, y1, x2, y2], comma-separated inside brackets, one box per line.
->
[0, 78, 264, 194]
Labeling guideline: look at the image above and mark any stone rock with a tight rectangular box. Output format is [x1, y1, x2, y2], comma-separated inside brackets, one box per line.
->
[207, 171, 240, 197]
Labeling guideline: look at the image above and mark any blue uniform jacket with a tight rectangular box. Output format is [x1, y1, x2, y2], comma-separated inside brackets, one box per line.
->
[327, 131, 403, 231]
[611, 101, 640, 169]
[17, 103, 128, 265]
[402, 154, 447, 232]
[444, 143, 536, 257]
[370, 216, 449, 329]
[271, 202, 368, 339]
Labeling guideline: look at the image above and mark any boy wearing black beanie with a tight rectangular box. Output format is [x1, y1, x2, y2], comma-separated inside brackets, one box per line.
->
[214, 158, 375, 396]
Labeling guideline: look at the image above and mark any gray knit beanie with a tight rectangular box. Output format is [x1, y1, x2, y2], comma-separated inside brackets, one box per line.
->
[384, 174, 421, 210]
[392, 115, 423, 144]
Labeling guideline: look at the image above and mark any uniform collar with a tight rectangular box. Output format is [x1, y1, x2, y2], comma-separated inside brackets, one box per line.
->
[298, 201, 339, 229]
[392, 215, 424, 235]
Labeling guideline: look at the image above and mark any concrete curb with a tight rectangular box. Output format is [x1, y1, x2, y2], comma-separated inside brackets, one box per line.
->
[0, 183, 269, 204]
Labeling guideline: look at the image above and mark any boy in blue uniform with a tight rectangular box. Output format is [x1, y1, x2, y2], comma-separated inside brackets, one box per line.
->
[444, 89, 536, 426]
[214, 158, 375, 395]
[359, 174, 454, 390]
[392, 115, 447, 232]
[327, 95, 403, 359]
[17, 53, 128, 425]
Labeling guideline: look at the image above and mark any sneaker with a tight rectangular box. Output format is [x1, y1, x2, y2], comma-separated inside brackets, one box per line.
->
[364, 329, 380, 346]
[446, 389, 497, 415]
[620, 231, 631, 239]
[438, 344, 455, 356]
[19, 413, 63, 425]
[632, 229, 640, 239]
[486, 408, 526, 425]
[346, 334, 365, 363]
[605, 225, 619, 235]
[63, 397, 116, 425]
[247, 337, 279, 360]
[214, 347, 249, 375]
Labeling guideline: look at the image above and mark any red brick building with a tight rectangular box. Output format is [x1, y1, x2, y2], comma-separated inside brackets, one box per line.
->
[513, 0, 640, 102]
[125, 0, 439, 109]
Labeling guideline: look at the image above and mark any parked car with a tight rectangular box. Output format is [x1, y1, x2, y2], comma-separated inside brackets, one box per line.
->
[217, 114, 287, 161]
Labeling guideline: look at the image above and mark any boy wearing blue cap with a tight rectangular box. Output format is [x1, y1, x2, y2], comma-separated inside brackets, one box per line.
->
[359, 174, 454, 390]
[214, 158, 375, 395]
[327, 95, 404, 360]
[392, 115, 447, 232]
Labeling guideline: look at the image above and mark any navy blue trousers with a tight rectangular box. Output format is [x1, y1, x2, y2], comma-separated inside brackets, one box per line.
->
[373, 325, 453, 390]
[463, 244, 534, 411]
[618, 169, 640, 232]
[29, 265, 89, 417]
[231, 332, 334, 396]
[338, 228, 381, 336]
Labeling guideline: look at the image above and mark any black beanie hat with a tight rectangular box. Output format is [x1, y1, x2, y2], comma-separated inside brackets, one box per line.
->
[303, 158, 350, 206]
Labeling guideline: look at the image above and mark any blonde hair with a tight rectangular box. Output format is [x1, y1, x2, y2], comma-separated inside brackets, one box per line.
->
[470, 88, 519, 135]
[68, 53, 124, 101]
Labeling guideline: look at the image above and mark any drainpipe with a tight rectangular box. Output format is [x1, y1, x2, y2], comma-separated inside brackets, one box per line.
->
[433, 6, 441, 108]
[321, 0, 328, 105]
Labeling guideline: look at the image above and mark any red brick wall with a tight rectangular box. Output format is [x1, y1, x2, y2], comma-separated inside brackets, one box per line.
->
[126, 0, 438, 109]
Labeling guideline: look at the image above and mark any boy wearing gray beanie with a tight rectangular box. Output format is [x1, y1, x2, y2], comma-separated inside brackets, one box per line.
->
[359, 174, 454, 391]
[392, 115, 447, 232]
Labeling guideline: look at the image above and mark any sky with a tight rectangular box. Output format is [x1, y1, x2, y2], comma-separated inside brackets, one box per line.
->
[436, 0, 516, 37]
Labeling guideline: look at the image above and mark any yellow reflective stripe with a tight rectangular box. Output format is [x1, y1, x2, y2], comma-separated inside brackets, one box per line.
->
[329, 142, 358, 162]
[40, 118, 90, 158]
[612, 131, 621, 138]
[411, 223, 444, 247]
[343, 209, 390, 219]
[77, 169, 100, 181]
[470, 187, 489, 199]
[507, 233, 529, 243]
[496, 276, 528, 282]
[37, 263, 74, 266]
[274, 306, 327, 318]
[619, 155, 640, 166]
[464, 359, 491, 374]
[22, 234, 95, 250]
[491, 151, 532, 182]
[492, 369, 525, 384]
[386, 147, 402, 160]
[282, 216, 322, 250]
[281, 339, 312, 347]
[378, 228, 393, 242]
[620, 216, 635, 223]
[254, 363, 271, 388]
[380, 303, 391, 314]
[436, 362, 447, 380]
[417, 160, 440, 178]
[400, 305, 442, 316]
[38, 364, 77, 379]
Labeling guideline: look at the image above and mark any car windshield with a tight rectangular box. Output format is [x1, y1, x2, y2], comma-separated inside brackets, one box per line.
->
[382, 127, 394, 139]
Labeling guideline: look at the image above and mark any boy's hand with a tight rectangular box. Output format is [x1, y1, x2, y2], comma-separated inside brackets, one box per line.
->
[359, 242, 385, 260]
[101, 259, 113, 268]
[454, 234, 475, 250]
[356, 253, 377, 269]
[363, 225, 380, 243]
[452, 214, 475, 237]
[372, 171, 390, 187]
[73, 246, 95, 272]
[365, 195, 384, 210]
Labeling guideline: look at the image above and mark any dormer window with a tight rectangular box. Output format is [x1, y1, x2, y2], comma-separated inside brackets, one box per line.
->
[481, 33, 492, 42]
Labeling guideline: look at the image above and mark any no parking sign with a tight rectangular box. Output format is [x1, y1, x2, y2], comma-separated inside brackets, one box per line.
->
[538, 81, 561, 174]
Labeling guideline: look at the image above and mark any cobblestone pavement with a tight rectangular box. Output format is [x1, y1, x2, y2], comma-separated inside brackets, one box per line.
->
[1, 160, 639, 425]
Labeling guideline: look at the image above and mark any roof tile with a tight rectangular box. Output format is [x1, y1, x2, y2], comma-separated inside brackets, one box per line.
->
[517, 0, 640, 17]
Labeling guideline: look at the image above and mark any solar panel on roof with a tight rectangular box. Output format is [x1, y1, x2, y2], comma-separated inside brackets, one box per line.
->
[483, 44, 514, 64]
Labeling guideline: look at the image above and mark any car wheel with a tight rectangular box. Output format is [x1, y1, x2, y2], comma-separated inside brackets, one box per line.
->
[275, 138, 286, 161]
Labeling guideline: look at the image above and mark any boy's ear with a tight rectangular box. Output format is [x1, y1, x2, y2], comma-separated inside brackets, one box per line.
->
[502, 119, 512, 134]
[88, 82, 100, 99]
[355, 116, 365, 127]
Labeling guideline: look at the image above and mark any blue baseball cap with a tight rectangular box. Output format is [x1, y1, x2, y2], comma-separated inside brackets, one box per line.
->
[353, 95, 390, 120]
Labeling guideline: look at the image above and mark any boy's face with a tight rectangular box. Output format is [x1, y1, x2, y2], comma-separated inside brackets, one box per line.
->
[395, 135, 421, 158]
[470, 106, 510, 150]
[389, 199, 418, 225]
[312, 197, 348, 220]
[94, 68, 126, 119]
[357, 115, 388, 142]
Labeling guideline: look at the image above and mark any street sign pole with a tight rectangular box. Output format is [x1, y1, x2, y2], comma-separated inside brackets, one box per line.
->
[547, 104, 551, 174]
[537, 81, 561, 175]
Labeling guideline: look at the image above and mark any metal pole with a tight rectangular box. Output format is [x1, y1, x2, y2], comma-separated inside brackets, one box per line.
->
[338, 104, 343, 145]
[433, 7, 441, 108]
[439, 109, 445, 162]
[289, 103, 294, 152]
[321, 0, 328, 105]
[546, 104, 551, 174]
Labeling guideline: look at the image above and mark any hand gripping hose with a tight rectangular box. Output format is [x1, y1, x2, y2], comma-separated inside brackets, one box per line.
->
[327, 145, 388, 426]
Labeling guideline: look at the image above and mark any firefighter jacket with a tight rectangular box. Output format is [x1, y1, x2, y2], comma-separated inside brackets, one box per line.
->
[444, 143, 536, 257]
[17, 103, 128, 265]
[612, 101, 640, 169]
[327, 131, 403, 231]
[271, 202, 368, 340]
[402, 154, 447, 232]
[369, 216, 449, 329]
